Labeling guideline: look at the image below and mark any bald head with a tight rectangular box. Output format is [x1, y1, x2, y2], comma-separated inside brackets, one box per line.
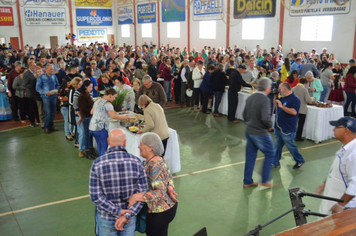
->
[108, 129, 126, 147]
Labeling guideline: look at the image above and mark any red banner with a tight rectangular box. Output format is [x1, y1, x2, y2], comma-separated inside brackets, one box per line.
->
[0, 7, 14, 26]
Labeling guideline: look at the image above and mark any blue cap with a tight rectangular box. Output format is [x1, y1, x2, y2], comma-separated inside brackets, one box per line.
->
[330, 117, 356, 133]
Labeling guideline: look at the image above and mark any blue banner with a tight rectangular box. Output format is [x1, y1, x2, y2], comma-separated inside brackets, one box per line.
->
[193, 0, 223, 21]
[137, 3, 156, 24]
[76, 9, 112, 26]
[162, 0, 185, 22]
[118, 6, 133, 25]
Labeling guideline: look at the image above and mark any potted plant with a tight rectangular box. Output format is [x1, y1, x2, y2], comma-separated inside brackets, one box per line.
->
[112, 88, 131, 112]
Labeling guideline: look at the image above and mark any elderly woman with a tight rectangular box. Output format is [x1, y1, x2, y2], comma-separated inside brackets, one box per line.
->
[137, 95, 170, 156]
[12, 67, 28, 123]
[305, 71, 323, 102]
[292, 77, 312, 142]
[89, 88, 129, 156]
[127, 132, 178, 236]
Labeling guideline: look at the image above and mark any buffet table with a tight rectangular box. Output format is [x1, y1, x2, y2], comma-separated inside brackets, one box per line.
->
[217, 90, 250, 120]
[302, 104, 344, 143]
[108, 122, 181, 174]
[217, 89, 343, 143]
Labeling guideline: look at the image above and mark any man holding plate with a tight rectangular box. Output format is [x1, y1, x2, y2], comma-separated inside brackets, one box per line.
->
[36, 64, 60, 134]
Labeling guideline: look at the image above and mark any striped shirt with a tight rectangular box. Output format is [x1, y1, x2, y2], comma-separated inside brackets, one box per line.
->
[89, 146, 148, 221]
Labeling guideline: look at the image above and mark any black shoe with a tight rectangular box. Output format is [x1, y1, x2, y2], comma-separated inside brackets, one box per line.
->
[85, 150, 95, 160]
[66, 136, 74, 141]
[295, 138, 304, 142]
[89, 147, 99, 157]
[293, 162, 305, 169]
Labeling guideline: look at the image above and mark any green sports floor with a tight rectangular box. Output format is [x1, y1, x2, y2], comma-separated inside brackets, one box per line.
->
[0, 107, 341, 236]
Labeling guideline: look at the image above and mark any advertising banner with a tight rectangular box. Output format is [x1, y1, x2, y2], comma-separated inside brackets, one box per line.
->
[75, 0, 111, 7]
[193, 0, 223, 21]
[137, 3, 156, 24]
[76, 9, 112, 26]
[234, 0, 276, 19]
[77, 28, 107, 42]
[0, 7, 14, 26]
[26, 0, 65, 5]
[24, 7, 66, 26]
[162, 0, 185, 22]
[289, 0, 350, 17]
[118, 6, 133, 25]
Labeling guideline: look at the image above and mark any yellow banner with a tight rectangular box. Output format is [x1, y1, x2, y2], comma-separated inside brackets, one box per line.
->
[75, 0, 112, 7]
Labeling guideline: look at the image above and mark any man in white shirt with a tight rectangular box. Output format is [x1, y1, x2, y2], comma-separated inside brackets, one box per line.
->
[316, 117, 356, 215]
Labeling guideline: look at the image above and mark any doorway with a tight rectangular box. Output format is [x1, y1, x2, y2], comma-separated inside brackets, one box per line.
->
[107, 34, 115, 45]
[10, 37, 19, 50]
[50, 36, 58, 49]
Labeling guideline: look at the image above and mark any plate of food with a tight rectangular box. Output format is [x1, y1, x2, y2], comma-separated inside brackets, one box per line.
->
[127, 126, 140, 133]
[110, 119, 119, 122]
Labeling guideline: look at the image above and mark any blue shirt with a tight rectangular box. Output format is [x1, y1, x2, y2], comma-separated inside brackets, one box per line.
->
[89, 77, 99, 97]
[89, 146, 148, 221]
[36, 73, 60, 98]
[299, 63, 320, 77]
[199, 71, 213, 93]
[290, 62, 300, 74]
[274, 92, 300, 133]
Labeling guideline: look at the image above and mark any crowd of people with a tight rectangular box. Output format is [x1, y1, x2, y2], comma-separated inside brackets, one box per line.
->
[1, 40, 356, 234]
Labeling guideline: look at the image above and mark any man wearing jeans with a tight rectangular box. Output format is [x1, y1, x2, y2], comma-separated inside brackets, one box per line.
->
[36, 64, 59, 134]
[273, 82, 305, 169]
[243, 78, 275, 188]
[90, 129, 148, 236]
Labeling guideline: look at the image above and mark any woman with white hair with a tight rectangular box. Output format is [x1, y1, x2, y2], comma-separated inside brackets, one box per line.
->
[137, 94, 170, 156]
[127, 132, 178, 236]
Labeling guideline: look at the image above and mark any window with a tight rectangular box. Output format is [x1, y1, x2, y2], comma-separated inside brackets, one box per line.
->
[167, 22, 180, 38]
[199, 21, 216, 39]
[242, 18, 265, 40]
[141, 23, 152, 38]
[300, 16, 333, 41]
[121, 25, 130, 38]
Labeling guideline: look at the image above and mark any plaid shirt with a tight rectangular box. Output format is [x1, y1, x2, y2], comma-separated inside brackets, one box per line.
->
[89, 146, 148, 221]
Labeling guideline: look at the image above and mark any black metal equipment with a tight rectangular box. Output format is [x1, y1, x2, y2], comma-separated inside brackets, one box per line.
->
[244, 187, 344, 236]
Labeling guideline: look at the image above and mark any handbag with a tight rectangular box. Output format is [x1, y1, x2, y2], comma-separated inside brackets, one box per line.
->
[135, 203, 147, 233]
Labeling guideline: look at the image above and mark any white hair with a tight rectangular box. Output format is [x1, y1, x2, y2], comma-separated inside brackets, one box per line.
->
[257, 78, 272, 91]
[141, 132, 164, 156]
[305, 71, 313, 77]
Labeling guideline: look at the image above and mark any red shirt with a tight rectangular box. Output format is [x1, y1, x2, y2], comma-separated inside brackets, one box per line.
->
[195, 56, 203, 63]
[7, 69, 20, 91]
[344, 74, 356, 93]
[285, 77, 300, 88]
[122, 75, 131, 86]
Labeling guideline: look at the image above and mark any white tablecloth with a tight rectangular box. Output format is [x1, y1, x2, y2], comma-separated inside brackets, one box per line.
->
[217, 90, 250, 120]
[108, 122, 181, 174]
[217, 89, 343, 143]
[302, 105, 344, 143]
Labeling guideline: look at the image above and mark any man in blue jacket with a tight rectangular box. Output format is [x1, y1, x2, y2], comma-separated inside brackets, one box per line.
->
[36, 64, 60, 134]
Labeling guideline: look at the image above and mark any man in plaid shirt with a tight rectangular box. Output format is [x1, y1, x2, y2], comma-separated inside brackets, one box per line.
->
[90, 129, 148, 235]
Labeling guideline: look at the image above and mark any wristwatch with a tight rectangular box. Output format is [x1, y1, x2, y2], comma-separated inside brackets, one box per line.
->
[124, 213, 131, 220]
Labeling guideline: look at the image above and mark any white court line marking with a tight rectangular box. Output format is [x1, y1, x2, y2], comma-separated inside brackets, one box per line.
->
[0, 140, 339, 218]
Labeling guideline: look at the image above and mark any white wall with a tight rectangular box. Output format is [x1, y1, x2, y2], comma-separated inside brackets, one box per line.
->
[1, 0, 356, 63]
[229, 3, 280, 53]
[0, 4, 20, 46]
[19, 2, 71, 48]
[283, 1, 356, 63]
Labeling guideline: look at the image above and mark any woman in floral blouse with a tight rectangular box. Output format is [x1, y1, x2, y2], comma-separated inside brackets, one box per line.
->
[128, 132, 178, 236]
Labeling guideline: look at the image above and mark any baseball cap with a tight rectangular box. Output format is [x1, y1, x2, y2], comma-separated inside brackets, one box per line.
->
[330, 117, 356, 133]
[349, 59, 356, 63]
